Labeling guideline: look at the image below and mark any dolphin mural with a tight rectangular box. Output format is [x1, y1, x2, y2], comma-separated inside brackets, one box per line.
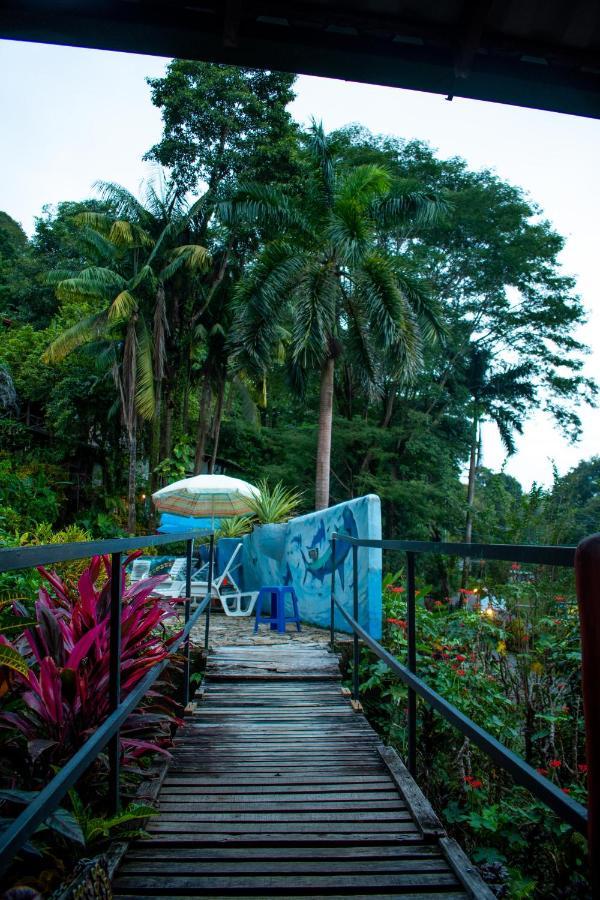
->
[297, 505, 358, 588]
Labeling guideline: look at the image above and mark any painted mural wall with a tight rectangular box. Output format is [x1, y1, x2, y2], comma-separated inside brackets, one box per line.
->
[241, 494, 382, 640]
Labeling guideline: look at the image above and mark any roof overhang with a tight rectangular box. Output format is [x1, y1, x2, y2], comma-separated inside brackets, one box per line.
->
[1, 2, 599, 119]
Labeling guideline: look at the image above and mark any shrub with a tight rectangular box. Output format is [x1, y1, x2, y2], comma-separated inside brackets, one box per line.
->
[0, 553, 182, 791]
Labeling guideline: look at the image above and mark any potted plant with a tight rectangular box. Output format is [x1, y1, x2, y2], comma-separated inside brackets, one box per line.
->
[245, 480, 303, 561]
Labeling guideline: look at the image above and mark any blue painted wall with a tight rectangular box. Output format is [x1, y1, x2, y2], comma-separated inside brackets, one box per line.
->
[241, 494, 382, 640]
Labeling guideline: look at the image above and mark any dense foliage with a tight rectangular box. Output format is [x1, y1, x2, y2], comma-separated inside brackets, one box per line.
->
[0, 59, 597, 896]
[353, 567, 588, 898]
[0, 62, 595, 544]
[0, 555, 181, 892]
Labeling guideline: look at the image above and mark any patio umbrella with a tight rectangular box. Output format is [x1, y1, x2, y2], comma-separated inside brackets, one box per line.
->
[152, 473, 259, 520]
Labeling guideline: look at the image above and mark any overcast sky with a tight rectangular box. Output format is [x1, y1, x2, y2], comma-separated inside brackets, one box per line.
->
[1, 38, 598, 489]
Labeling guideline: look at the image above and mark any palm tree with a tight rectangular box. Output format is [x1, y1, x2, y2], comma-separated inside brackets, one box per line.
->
[228, 122, 448, 508]
[460, 345, 534, 584]
[43, 183, 210, 531]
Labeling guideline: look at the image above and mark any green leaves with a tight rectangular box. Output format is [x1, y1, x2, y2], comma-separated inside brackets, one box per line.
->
[0, 642, 28, 676]
[244, 479, 303, 524]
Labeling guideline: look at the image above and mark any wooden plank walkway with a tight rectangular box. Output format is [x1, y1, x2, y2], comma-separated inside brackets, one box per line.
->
[113, 642, 492, 899]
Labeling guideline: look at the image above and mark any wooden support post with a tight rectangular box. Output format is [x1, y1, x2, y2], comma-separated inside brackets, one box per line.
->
[352, 544, 359, 703]
[575, 533, 600, 894]
[182, 537, 194, 707]
[108, 551, 122, 814]
[204, 534, 214, 650]
[406, 551, 417, 777]
[330, 537, 336, 649]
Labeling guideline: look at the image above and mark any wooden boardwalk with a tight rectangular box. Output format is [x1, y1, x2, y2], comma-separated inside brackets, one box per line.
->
[113, 642, 491, 899]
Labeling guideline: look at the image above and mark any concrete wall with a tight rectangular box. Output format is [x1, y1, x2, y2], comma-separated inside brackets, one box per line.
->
[242, 494, 382, 639]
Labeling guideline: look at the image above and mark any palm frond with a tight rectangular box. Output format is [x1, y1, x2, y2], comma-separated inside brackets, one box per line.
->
[306, 120, 336, 204]
[355, 253, 423, 376]
[372, 185, 451, 229]
[42, 312, 109, 363]
[392, 267, 446, 345]
[73, 211, 113, 234]
[335, 165, 390, 210]
[327, 204, 369, 267]
[78, 226, 118, 262]
[343, 292, 377, 385]
[55, 267, 126, 302]
[109, 219, 153, 250]
[291, 262, 338, 368]
[218, 184, 308, 235]
[229, 242, 308, 372]
[169, 244, 211, 272]
[108, 290, 138, 322]
[94, 181, 150, 224]
[135, 317, 155, 420]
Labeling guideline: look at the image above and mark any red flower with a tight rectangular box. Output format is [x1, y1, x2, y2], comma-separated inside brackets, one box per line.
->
[555, 595, 566, 602]
[549, 759, 562, 769]
[511, 563, 521, 571]
[387, 586, 405, 593]
[455, 654, 467, 662]
[387, 617, 407, 630]
[464, 775, 482, 789]
[537, 768, 548, 776]
[456, 669, 466, 676]
[562, 788, 571, 795]
[434, 600, 443, 608]
[578, 764, 588, 774]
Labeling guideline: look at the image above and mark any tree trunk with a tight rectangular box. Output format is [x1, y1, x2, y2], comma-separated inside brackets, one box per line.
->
[315, 357, 335, 510]
[461, 412, 479, 589]
[150, 380, 162, 493]
[194, 374, 212, 474]
[209, 379, 226, 474]
[127, 416, 137, 533]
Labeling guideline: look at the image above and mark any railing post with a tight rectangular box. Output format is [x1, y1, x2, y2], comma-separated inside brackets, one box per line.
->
[330, 537, 336, 649]
[204, 534, 214, 651]
[352, 543, 359, 703]
[108, 551, 122, 814]
[182, 538, 194, 708]
[406, 551, 417, 777]
[575, 533, 600, 894]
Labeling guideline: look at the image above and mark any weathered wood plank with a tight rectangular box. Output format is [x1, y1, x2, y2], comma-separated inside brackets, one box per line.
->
[113, 872, 461, 890]
[112, 640, 487, 899]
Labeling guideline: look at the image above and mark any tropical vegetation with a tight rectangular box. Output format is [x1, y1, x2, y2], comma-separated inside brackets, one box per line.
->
[0, 59, 597, 898]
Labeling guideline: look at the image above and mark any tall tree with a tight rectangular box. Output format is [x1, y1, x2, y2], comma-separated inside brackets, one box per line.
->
[458, 345, 534, 584]
[229, 123, 448, 509]
[43, 189, 210, 530]
[145, 62, 298, 224]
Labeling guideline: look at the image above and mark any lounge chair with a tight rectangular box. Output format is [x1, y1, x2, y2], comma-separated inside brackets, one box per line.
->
[152, 543, 258, 617]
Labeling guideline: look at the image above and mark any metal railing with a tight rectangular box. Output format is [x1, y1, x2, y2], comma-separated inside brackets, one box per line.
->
[329, 533, 587, 836]
[0, 530, 215, 872]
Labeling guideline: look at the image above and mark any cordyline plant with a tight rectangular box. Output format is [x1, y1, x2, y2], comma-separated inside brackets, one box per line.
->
[0, 552, 182, 790]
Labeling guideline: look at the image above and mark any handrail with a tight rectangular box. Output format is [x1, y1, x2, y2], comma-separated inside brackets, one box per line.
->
[331, 534, 576, 566]
[0, 530, 206, 573]
[332, 593, 587, 833]
[0, 529, 215, 873]
[329, 532, 587, 838]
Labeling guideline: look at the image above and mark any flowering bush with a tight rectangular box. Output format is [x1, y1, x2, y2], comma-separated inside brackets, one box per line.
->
[0, 553, 182, 789]
[356, 577, 588, 898]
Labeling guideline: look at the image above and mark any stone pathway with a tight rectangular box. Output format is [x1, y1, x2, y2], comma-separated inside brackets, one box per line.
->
[190, 609, 331, 649]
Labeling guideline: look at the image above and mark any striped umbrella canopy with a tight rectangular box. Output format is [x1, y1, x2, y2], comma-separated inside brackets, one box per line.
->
[152, 474, 259, 519]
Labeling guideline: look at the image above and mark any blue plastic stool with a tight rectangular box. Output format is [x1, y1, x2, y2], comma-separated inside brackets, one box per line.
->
[254, 586, 301, 634]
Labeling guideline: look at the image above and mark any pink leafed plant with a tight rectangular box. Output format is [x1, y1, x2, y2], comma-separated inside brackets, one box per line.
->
[0, 552, 183, 785]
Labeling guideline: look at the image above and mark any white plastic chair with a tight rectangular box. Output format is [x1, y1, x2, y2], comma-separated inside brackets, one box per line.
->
[191, 543, 258, 617]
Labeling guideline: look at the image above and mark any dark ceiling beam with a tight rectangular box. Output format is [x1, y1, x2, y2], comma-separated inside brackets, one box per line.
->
[453, 0, 494, 79]
[0, 3, 599, 119]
